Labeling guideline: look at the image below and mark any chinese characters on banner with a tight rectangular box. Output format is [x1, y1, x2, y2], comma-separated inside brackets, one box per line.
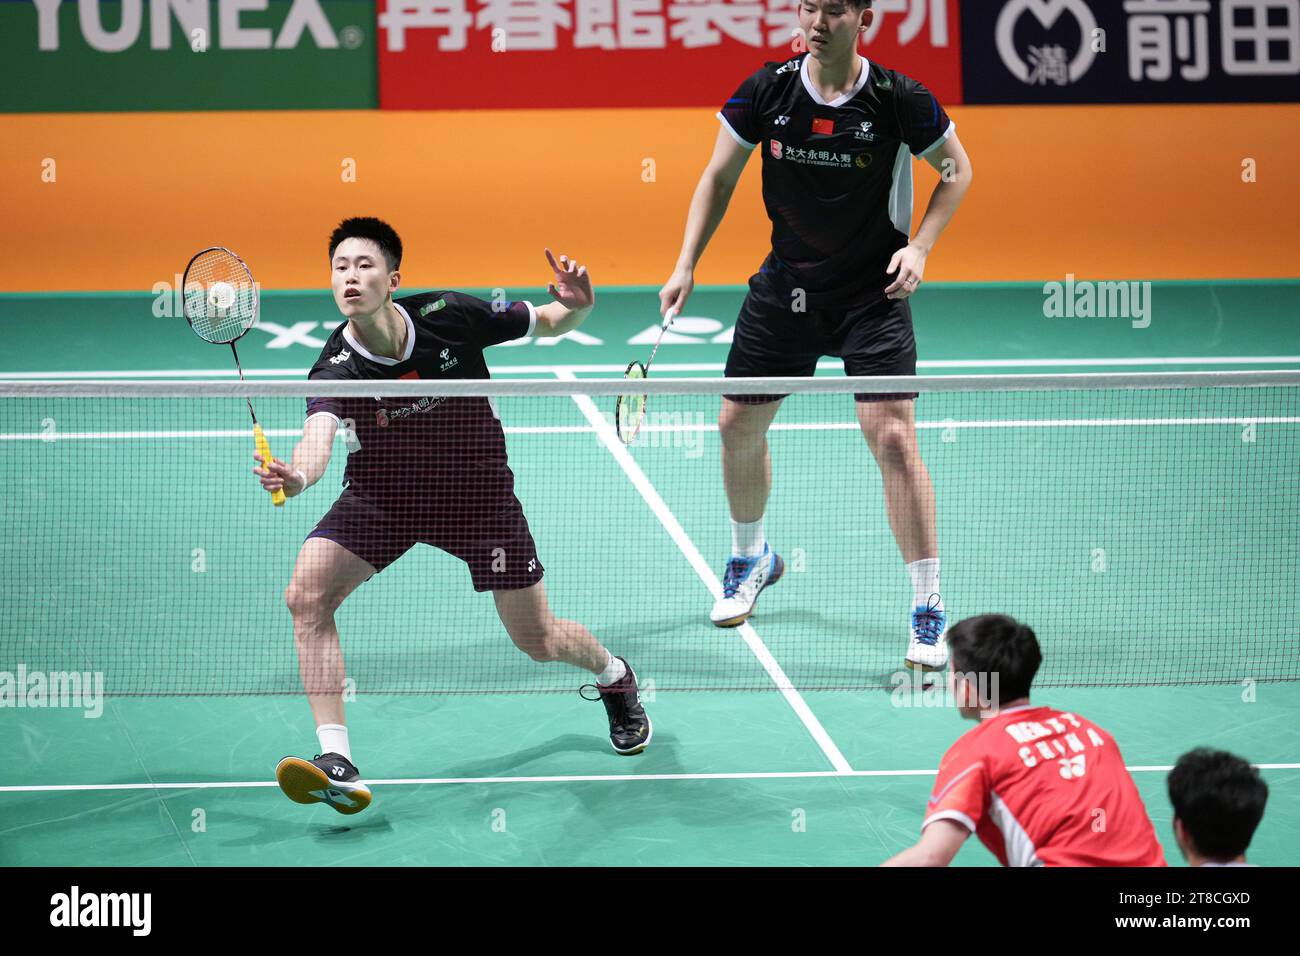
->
[377, 0, 963, 107]
[963, 0, 1300, 104]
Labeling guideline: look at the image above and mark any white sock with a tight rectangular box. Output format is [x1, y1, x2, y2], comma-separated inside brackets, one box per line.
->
[907, 559, 941, 609]
[317, 723, 351, 762]
[731, 518, 766, 558]
[596, 652, 627, 686]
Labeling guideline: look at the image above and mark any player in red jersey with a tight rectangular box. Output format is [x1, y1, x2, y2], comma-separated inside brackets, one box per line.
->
[883, 615, 1166, 867]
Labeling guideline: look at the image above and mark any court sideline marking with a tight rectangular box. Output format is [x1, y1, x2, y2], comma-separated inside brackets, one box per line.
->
[554, 368, 853, 774]
[4, 355, 1300, 378]
[4, 764, 1298, 794]
[5, 417, 1298, 441]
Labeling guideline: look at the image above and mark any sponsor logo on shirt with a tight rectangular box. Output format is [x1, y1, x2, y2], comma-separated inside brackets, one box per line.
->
[375, 395, 447, 428]
[771, 144, 858, 169]
[775, 58, 800, 75]
[419, 298, 447, 317]
[775, 114, 790, 125]
[440, 348, 459, 372]
[854, 121, 876, 141]
[329, 348, 351, 365]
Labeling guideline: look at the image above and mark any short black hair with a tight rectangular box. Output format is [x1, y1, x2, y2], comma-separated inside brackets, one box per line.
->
[328, 217, 402, 272]
[1168, 749, 1268, 861]
[946, 614, 1042, 706]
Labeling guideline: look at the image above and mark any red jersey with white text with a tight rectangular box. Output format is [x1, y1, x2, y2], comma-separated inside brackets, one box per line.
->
[924, 704, 1166, 867]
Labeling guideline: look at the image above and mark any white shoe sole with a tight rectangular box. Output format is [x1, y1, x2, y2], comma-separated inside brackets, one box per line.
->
[904, 644, 949, 672]
[711, 553, 784, 628]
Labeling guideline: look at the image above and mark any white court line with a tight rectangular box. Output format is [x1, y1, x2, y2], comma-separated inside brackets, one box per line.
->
[555, 368, 853, 774]
[4, 763, 1298, 794]
[0, 367, 564, 379]
[4, 356, 1300, 379]
[647, 417, 1300, 431]
[919, 357, 1300, 368]
[7, 417, 1297, 441]
[0, 426, 596, 440]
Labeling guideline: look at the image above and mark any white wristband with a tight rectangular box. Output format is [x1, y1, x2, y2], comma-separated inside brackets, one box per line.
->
[293, 468, 308, 493]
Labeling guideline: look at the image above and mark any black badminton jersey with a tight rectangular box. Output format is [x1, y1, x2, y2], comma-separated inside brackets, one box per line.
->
[718, 54, 954, 307]
[305, 291, 536, 501]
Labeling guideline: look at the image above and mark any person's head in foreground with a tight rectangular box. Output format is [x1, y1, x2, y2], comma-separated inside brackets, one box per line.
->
[328, 216, 403, 320]
[1168, 748, 1268, 867]
[947, 613, 1041, 719]
[882, 614, 1166, 868]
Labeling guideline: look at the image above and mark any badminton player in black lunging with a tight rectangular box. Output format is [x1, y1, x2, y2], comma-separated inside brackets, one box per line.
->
[255, 218, 651, 815]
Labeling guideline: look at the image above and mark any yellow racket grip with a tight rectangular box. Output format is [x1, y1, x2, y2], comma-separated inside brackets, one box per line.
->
[253, 423, 286, 507]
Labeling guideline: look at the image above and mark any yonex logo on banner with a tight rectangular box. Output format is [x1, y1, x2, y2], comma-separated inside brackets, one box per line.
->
[33, 0, 349, 52]
[996, 0, 1101, 85]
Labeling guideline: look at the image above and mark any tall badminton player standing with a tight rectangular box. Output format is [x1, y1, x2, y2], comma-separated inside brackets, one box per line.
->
[256, 218, 651, 814]
[659, 0, 973, 670]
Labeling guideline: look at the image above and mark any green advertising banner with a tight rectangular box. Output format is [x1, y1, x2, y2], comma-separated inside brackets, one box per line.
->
[1, 0, 377, 111]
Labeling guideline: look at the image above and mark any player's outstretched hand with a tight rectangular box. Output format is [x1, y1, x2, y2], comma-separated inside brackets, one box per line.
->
[545, 249, 594, 312]
[659, 267, 694, 319]
[885, 243, 928, 300]
[253, 453, 306, 498]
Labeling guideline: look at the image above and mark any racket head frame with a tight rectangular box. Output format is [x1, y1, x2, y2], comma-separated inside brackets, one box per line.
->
[181, 245, 261, 345]
[615, 359, 648, 444]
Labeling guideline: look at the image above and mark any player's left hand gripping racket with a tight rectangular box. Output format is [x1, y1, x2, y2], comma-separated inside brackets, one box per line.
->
[181, 246, 284, 507]
[616, 307, 678, 445]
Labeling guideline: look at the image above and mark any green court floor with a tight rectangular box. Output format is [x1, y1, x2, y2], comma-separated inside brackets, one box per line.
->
[2, 281, 1298, 867]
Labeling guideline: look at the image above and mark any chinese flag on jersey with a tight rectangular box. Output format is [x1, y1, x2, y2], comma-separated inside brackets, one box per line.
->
[811, 117, 836, 135]
[924, 704, 1167, 867]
